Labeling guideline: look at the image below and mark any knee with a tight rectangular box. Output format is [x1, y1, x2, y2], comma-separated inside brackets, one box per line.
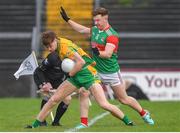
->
[49, 95, 61, 105]
[81, 92, 89, 98]
[80, 92, 89, 101]
[118, 97, 129, 105]
[99, 102, 110, 110]
[63, 95, 72, 104]
[79, 88, 90, 98]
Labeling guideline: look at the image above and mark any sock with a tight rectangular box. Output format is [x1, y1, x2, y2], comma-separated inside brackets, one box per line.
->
[40, 99, 47, 109]
[81, 117, 88, 126]
[40, 99, 47, 123]
[122, 115, 131, 125]
[139, 109, 146, 116]
[53, 102, 68, 124]
[32, 119, 41, 128]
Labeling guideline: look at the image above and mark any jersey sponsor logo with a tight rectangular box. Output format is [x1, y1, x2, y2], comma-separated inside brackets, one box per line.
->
[95, 34, 100, 40]
[101, 37, 105, 42]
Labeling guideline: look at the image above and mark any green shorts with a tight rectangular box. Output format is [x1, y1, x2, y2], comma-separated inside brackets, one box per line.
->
[67, 66, 101, 90]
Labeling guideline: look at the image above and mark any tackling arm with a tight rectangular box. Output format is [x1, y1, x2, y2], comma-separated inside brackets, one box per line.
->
[40, 52, 61, 71]
[69, 52, 85, 77]
[99, 43, 115, 58]
[94, 35, 119, 58]
[34, 52, 61, 90]
[33, 67, 48, 89]
[60, 7, 90, 34]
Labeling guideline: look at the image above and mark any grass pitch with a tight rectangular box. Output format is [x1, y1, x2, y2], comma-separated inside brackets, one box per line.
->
[0, 98, 179, 132]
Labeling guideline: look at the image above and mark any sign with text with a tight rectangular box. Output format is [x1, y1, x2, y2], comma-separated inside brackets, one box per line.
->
[121, 71, 180, 101]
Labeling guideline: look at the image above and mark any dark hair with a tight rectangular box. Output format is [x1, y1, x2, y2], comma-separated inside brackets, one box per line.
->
[93, 7, 108, 16]
[41, 30, 57, 47]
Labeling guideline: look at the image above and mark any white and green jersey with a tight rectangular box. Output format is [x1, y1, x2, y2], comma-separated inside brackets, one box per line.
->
[91, 26, 120, 73]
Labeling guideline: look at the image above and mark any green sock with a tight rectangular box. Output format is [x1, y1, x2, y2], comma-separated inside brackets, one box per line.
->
[122, 115, 131, 125]
[32, 119, 41, 128]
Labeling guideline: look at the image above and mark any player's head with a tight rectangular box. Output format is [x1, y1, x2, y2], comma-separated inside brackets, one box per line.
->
[41, 30, 58, 52]
[92, 7, 109, 30]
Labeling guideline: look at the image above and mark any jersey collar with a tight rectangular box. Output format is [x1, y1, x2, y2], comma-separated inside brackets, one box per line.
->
[103, 24, 111, 31]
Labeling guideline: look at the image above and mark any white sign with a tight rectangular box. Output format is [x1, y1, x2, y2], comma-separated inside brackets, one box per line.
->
[122, 71, 180, 101]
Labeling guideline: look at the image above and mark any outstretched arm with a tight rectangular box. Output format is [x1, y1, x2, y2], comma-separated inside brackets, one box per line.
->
[60, 7, 90, 34]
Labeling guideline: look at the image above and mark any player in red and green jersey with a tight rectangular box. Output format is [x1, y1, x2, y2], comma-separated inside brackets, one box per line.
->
[60, 7, 154, 125]
[91, 25, 120, 73]
[28, 31, 134, 129]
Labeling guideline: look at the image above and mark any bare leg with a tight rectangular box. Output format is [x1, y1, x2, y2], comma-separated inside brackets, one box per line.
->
[51, 95, 72, 125]
[112, 82, 154, 125]
[63, 95, 72, 105]
[79, 88, 90, 126]
[90, 83, 124, 119]
[37, 80, 77, 122]
[79, 89, 90, 118]
[112, 83, 142, 112]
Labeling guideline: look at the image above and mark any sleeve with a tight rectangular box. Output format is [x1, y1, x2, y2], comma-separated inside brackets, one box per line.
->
[106, 35, 119, 47]
[33, 67, 48, 89]
[47, 52, 62, 66]
[40, 52, 61, 71]
[65, 47, 76, 59]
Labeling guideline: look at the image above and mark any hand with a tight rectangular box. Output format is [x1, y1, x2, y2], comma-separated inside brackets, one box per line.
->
[41, 82, 53, 92]
[69, 71, 74, 77]
[60, 6, 70, 22]
[92, 48, 100, 56]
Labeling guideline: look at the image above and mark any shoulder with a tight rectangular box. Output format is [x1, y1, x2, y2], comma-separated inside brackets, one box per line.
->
[60, 37, 73, 44]
[106, 35, 119, 45]
[47, 52, 60, 63]
[106, 27, 119, 37]
[92, 26, 99, 31]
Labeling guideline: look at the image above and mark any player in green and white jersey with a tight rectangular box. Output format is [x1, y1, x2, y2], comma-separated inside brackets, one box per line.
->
[60, 6, 154, 125]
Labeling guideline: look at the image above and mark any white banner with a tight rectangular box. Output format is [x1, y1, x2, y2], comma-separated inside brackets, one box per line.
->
[122, 71, 180, 101]
[14, 51, 38, 79]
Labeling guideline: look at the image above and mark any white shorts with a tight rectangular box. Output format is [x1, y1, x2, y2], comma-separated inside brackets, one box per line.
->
[98, 70, 123, 87]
